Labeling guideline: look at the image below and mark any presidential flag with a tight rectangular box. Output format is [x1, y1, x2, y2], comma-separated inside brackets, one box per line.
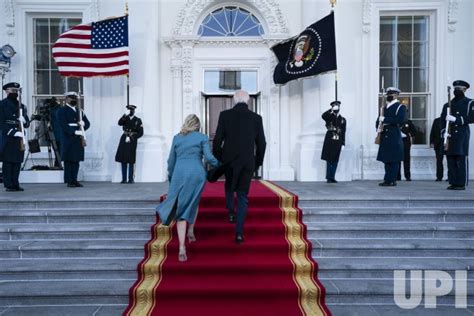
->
[52, 16, 129, 77]
[271, 12, 337, 85]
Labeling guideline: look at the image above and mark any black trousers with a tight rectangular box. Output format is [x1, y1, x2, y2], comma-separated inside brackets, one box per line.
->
[326, 161, 338, 180]
[64, 161, 80, 184]
[3, 162, 21, 188]
[225, 190, 248, 235]
[121, 163, 134, 182]
[447, 155, 468, 187]
[435, 151, 444, 180]
[384, 162, 400, 183]
[397, 138, 411, 180]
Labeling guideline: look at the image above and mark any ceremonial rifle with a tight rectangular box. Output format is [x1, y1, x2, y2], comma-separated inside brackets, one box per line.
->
[443, 86, 451, 151]
[17, 88, 26, 151]
[375, 77, 385, 145]
[78, 83, 87, 147]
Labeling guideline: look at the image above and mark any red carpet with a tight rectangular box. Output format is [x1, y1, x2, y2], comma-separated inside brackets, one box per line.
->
[124, 180, 330, 316]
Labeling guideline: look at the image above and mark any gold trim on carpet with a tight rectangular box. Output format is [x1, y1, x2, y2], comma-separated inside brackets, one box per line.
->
[260, 180, 327, 316]
[126, 223, 172, 316]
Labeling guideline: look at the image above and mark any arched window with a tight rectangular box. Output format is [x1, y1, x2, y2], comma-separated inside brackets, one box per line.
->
[198, 6, 264, 37]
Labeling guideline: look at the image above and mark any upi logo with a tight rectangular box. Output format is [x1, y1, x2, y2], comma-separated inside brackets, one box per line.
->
[393, 270, 468, 309]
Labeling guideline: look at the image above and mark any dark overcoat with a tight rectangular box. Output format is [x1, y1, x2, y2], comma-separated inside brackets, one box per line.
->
[115, 115, 144, 164]
[0, 98, 30, 163]
[321, 110, 346, 162]
[429, 117, 444, 155]
[56, 105, 90, 162]
[376, 101, 406, 163]
[440, 96, 472, 156]
[213, 102, 266, 193]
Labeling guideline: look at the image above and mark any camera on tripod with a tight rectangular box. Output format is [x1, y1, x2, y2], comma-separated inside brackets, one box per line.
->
[31, 97, 59, 123]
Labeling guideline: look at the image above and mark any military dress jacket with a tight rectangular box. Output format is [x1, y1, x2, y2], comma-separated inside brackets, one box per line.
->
[440, 96, 472, 156]
[321, 109, 346, 163]
[0, 98, 30, 163]
[115, 115, 144, 164]
[376, 101, 407, 163]
[56, 105, 90, 162]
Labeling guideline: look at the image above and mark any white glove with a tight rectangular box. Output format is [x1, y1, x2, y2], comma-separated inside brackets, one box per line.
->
[378, 116, 385, 122]
[18, 116, 26, 125]
[14, 131, 23, 138]
[125, 136, 131, 143]
[74, 130, 84, 136]
[78, 120, 85, 127]
[446, 114, 456, 122]
[341, 145, 345, 151]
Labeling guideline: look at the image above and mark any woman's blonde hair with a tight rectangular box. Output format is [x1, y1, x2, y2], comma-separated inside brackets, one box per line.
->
[180, 114, 201, 135]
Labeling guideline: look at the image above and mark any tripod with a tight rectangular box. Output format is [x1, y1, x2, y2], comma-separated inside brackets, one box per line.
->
[22, 116, 63, 171]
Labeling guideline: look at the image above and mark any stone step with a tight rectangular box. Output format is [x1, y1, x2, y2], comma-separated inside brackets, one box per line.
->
[310, 238, 474, 257]
[302, 208, 474, 223]
[298, 199, 474, 209]
[307, 222, 474, 239]
[0, 201, 158, 210]
[0, 305, 126, 316]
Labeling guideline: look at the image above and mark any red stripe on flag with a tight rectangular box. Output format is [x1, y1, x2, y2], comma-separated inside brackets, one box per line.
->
[55, 60, 129, 68]
[52, 43, 91, 49]
[59, 69, 129, 77]
[58, 34, 90, 40]
[52, 51, 128, 59]
[69, 25, 92, 31]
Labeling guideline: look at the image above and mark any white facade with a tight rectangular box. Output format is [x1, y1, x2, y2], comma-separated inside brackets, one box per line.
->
[1, 0, 473, 182]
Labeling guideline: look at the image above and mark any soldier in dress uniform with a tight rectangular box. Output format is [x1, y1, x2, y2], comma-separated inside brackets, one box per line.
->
[115, 105, 143, 183]
[430, 116, 445, 181]
[0, 82, 30, 191]
[441, 80, 472, 190]
[376, 87, 407, 186]
[397, 119, 417, 181]
[321, 101, 346, 183]
[56, 91, 90, 187]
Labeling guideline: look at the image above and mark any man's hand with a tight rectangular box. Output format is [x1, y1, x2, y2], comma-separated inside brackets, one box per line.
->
[378, 116, 385, 122]
[446, 114, 456, 122]
[74, 130, 84, 136]
[18, 116, 26, 125]
[14, 131, 23, 138]
[341, 145, 345, 151]
[78, 120, 85, 127]
[125, 136, 131, 143]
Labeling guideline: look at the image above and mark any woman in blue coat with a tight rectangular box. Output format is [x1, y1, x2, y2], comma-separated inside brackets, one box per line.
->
[156, 114, 220, 262]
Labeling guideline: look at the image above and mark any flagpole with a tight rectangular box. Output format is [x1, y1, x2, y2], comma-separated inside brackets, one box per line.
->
[330, 0, 337, 100]
[125, 1, 130, 106]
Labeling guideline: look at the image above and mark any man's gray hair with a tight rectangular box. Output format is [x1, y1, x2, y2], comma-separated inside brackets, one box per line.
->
[233, 90, 250, 105]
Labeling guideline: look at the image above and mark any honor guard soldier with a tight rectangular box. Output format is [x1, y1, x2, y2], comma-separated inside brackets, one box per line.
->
[321, 101, 346, 183]
[115, 104, 143, 183]
[376, 87, 407, 186]
[57, 91, 90, 187]
[398, 119, 417, 181]
[0, 82, 30, 191]
[441, 80, 472, 190]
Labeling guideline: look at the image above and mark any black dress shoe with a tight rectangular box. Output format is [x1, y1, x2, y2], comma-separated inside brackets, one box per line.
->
[447, 185, 455, 190]
[235, 234, 244, 244]
[67, 183, 76, 188]
[74, 181, 83, 187]
[228, 213, 236, 223]
[452, 186, 466, 190]
[435, 179, 442, 182]
[379, 181, 396, 187]
[14, 186, 24, 191]
[406, 179, 411, 181]
[5, 187, 17, 192]
[128, 179, 135, 184]
[120, 180, 127, 184]
[326, 179, 338, 183]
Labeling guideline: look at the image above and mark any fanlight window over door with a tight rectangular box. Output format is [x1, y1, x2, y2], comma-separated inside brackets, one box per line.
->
[198, 6, 264, 37]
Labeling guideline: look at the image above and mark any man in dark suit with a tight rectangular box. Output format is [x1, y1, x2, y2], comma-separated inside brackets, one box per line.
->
[430, 117, 444, 181]
[0, 82, 30, 191]
[441, 80, 472, 190]
[57, 91, 90, 187]
[213, 90, 266, 243]
[397, 119, 417, 181]
[376, 87, 407, 186]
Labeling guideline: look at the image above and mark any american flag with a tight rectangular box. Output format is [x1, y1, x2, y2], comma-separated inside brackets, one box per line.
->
[52, 16, 129, 77]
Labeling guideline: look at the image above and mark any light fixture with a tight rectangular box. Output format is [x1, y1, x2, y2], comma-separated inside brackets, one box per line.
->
[0, 44, 16, 63]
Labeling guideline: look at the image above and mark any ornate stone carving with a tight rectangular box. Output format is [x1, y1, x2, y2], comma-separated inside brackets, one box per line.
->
[448, 0, 458, 32]
[181, 44, 194, 114]
[4, 0, 15, 36]
[90, 0, 101, 21]
[362, 0, 372, 34]
[173, 0, 289, 36]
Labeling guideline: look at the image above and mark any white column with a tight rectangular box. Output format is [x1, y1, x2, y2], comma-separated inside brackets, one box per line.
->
[278, 81, 296, 180]
[170, 44, 183, 132]
[294, 1, 331, 181]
